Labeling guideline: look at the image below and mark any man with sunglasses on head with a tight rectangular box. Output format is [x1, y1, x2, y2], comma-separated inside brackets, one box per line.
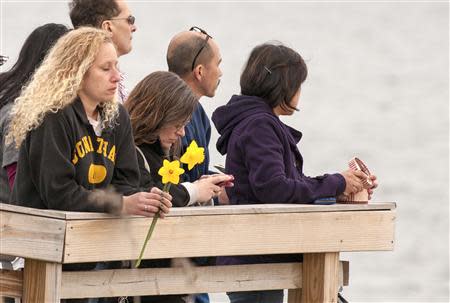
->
[69, 0, 137, 103]
[166, 26, 223, 303]
[167, 26, 223, 184]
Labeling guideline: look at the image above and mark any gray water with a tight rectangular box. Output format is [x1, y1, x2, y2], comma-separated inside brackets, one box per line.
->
[1, 1, 448, 302]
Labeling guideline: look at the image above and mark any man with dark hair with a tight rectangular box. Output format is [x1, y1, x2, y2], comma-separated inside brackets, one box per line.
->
[166, 27, 223, 303]
[69, 0, 136, 102]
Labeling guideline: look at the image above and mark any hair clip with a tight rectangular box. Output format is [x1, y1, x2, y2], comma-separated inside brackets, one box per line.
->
[264, 66, 272, 74]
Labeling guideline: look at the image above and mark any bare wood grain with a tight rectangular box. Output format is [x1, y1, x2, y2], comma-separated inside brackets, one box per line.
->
[22, 259, 61, 302]
[63, 210, 395, 263]
[302, 253, 340, 303]
[61, 262, 348, 299]
[0, 211, 65, 262]
[1, 202, 396, 220]
[64, 202, 397, 220]
[0, 269, 22, 298]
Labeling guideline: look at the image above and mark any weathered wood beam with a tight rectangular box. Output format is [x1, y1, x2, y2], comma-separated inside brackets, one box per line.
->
[22, 259, 61, 302]
[0, 211, 65, 263]
[0, 269, 22, 298]
[63, 210, 395, 263]
[60, 261, 348, 299]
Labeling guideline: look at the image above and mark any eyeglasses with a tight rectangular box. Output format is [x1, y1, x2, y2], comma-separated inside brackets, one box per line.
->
[110, 15, 135, 25]
[189, 26, 212, 71]
[175, 120, 190, 132]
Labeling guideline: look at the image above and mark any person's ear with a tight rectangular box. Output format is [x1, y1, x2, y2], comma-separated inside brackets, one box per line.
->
[193, 64, 203, 81]
[101, 20, 113, 33]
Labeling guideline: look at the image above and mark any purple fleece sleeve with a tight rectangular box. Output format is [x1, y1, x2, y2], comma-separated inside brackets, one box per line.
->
[241, 117, 345, 203]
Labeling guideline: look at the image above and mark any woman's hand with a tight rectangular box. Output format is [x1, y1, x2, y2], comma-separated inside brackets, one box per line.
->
[194, 174, 234, 203]
[367, 174, 378, 200]
[122, 187, 172, 217]
[341, 169, 366, 196]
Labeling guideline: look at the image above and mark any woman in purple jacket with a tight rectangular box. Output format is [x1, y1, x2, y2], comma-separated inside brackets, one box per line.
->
[212, 42, 374, 303]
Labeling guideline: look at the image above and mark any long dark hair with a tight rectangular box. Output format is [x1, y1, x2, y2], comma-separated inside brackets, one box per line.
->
[125, 71, 198, 147]
[0, 23, 69, 110]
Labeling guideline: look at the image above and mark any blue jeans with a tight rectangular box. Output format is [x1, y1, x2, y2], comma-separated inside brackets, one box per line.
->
[227, 290, 284, 303]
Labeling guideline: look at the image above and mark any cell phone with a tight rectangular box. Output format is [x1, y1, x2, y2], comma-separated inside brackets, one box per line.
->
[213, 164, 226, 173]
[217, 175, 234, 187]
[313, 197, 336, 205]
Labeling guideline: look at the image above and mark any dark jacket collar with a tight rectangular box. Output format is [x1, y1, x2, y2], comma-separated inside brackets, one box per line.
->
[72, 97, 90, 126]
[71, 97, 112, 134]
[139, 140, 165, 157]
[285, 124, 303, 143]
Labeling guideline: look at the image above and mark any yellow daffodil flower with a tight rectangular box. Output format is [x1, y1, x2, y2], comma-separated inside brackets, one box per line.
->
[180, 140, 205, 170]
[158, 159, 185, 185]
[136, 159, 184, 268]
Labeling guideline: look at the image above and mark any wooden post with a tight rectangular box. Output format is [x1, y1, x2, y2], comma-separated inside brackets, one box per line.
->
[301, 252, 339, 303]
[22, 259, 61, 302]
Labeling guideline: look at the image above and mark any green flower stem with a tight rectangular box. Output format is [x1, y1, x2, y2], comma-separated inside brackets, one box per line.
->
[134, 183, 171, 268]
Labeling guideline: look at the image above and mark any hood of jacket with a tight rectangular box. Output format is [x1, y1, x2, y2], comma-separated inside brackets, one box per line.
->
[212, 94, 302, 155]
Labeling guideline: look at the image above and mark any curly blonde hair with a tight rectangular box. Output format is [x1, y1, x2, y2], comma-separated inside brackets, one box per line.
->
[7, 27, 119, 147]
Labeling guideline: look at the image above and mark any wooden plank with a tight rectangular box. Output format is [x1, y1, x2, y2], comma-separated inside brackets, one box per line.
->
[0, 211, 65, 263]
[0, 270, 22, 298]
[0, 202, 396, 220]
[0, 204, 68, 220]
[63, 202, 397, 220]
[302, 253, 339, 303]
[61, 262, 347, 299]
[0, 262, 348, 299]
[63, 210, 395, 263]
[23, 259, 61, 302]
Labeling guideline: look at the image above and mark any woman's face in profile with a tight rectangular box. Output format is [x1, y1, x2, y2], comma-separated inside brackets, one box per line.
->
[289, 89, 301, 112]
[158, 122, 186, 152]
[275, 88, 301, 116]
[79, 42, 120, 106]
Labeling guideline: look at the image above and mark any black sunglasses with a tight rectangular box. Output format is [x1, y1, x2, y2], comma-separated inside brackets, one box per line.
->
[110, 15, 135, 25]
[189, 26, 212, 71]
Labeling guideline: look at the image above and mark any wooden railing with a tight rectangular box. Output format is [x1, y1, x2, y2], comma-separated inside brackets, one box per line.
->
[0, 202, 396, 302]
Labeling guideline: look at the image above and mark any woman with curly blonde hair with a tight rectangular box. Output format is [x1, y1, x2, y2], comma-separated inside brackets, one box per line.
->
[7, 27, 172, 218]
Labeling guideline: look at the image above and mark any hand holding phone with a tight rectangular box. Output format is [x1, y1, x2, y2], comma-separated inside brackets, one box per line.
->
[215, 174, 234, 187]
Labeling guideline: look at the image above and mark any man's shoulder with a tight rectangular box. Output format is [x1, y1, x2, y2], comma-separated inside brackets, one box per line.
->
[191, 103, 210, 127]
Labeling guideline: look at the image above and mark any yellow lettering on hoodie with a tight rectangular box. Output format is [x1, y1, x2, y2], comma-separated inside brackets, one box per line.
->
[102, 141, 109, 157]
[72, 152, 79, 165]
[82, 136, 92, 153]
[107, 145, 116, 163]
[75, 141, 85, 158]
[96, 138, 104, 153]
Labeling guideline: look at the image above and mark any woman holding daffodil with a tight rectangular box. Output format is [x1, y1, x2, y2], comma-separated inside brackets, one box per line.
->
[126, 71, 233, 207]
[125, 71, 232, 303]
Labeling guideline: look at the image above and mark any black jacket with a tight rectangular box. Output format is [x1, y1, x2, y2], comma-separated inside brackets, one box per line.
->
[137, 142, 189, 207]
[11, 98, 140, 212]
